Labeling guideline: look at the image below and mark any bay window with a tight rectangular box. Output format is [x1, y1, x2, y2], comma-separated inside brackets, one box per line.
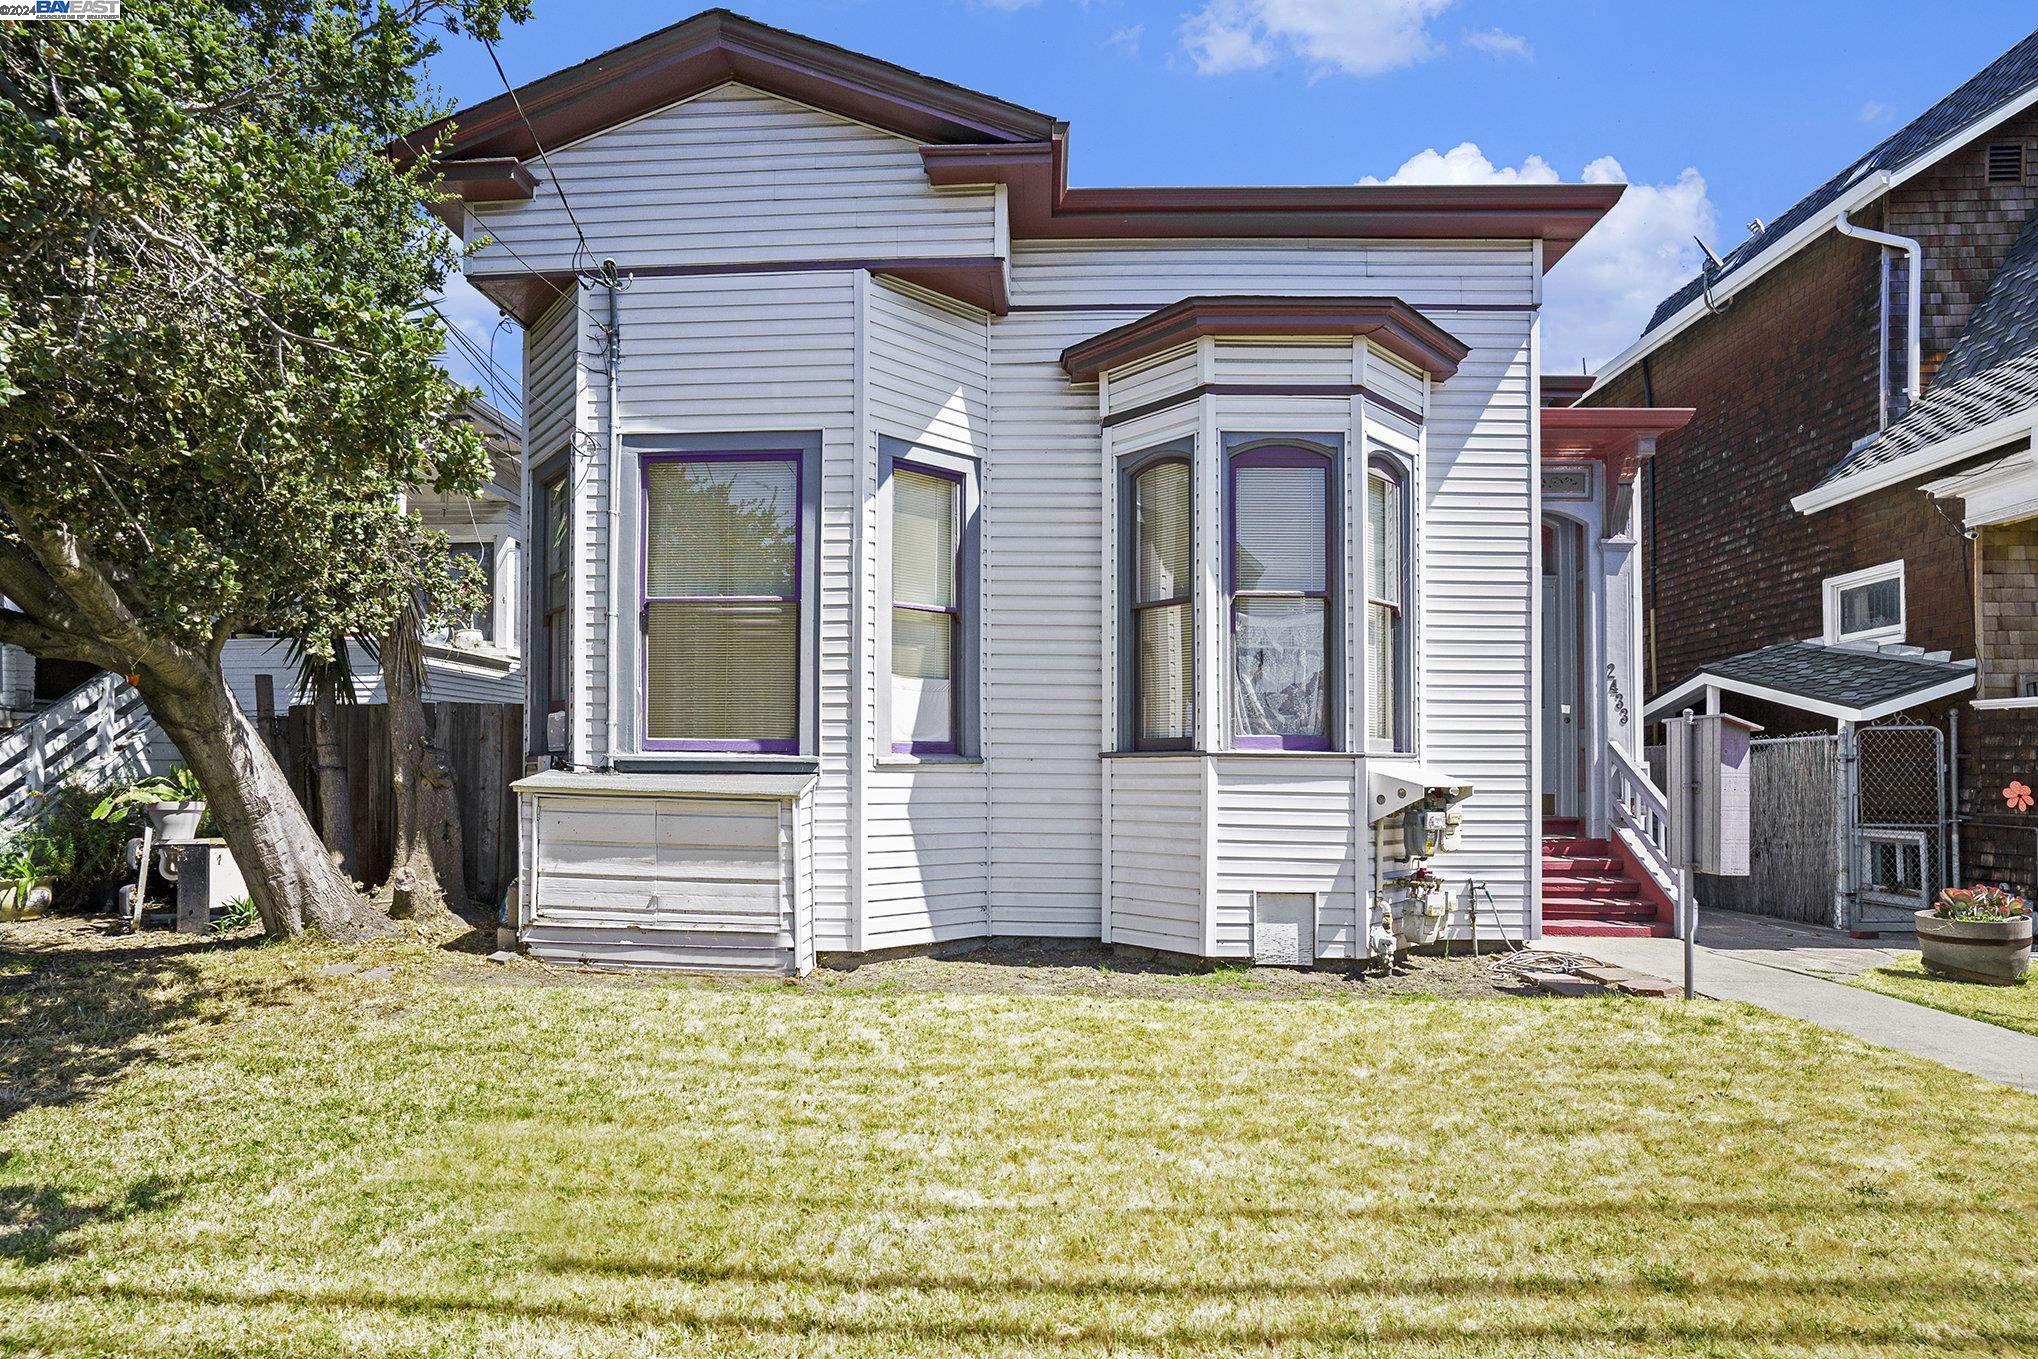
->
[1367, 457, 1411, 750]
[1123, 450, 1193, 750]
[1230, 444, 1335, 750]
[641, 450, 802, 752]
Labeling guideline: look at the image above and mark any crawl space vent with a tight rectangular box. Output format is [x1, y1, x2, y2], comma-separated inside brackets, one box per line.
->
[1987, 142, 2025, 185]
[1252, 892, 1315, 967]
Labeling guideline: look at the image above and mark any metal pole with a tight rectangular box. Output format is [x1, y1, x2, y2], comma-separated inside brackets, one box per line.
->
[1682, 865, 1696, 1001]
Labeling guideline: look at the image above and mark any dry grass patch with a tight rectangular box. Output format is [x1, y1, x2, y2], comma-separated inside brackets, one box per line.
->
[2, 922, 2036, 1357]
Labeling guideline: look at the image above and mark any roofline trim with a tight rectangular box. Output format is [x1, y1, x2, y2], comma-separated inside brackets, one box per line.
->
[1790, 407, 2038, 514]
[1643, 667, 1976, 725]
[1591, 77, 2038, 393]
[925, 142, 1622, 262]
[1059, 296, 1470, 384]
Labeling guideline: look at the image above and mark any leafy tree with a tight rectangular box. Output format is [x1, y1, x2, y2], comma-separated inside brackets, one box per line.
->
[0, 0, 527, 939]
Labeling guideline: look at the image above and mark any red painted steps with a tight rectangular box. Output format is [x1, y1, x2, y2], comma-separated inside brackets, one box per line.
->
[1540, 818, 1672, 938]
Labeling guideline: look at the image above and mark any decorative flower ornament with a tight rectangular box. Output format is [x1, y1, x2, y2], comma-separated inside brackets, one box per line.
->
[2005, 780, 2033, 813]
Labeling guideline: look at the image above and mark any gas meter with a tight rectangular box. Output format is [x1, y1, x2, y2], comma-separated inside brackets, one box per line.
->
[1401, 807, 1446, 860]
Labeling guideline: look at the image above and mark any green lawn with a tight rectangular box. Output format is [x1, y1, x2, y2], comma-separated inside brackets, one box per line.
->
[4, 927, 2038, 1357]
[1853, 952, 2038, 1036]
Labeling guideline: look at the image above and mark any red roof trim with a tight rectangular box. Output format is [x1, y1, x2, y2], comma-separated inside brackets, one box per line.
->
[395, 9, 1055, 168]
[1060, 296, 1470, 385]
[924, 141, 1622, 264]
[1542, 405, 1695, 482]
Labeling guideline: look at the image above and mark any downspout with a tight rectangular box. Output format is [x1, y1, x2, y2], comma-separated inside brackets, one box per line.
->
[600, 261, 623, 771]
[1834, 173, 1922, 415]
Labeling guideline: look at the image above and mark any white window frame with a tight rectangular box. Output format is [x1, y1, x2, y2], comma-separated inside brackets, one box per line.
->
[1822, 560, 1905, 645]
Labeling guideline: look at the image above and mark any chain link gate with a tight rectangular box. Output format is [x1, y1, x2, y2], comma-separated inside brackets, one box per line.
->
[1848, 722, 1950, 931]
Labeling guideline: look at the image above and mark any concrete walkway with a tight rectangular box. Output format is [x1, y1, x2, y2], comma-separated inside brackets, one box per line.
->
[1548, 909, 2038, 1095]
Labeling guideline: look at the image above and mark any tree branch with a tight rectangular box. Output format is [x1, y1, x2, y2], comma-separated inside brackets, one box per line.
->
[0, 608, 123, 671]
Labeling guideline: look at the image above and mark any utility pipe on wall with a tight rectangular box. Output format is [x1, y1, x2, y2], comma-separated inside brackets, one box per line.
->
[1835, 173, 1922, 417]
[599, 260, 623, 772]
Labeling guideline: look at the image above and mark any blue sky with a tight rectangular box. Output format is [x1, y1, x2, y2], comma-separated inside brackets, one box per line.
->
[429, 1, 2038, 412]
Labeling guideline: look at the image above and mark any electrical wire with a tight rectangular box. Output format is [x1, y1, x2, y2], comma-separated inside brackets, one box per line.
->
[482, 35, 595, 274]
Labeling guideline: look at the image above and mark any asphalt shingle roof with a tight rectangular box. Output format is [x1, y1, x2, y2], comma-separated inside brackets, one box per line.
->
[1808, 209, 2038, 494]
[1666, 641, 1975, 718]
[1644, 29, 2038, 335]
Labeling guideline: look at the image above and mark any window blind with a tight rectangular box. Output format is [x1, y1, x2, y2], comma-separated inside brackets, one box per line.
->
[1135, 460, 1191, 604]
[645, 600, 797, 743]
[1234, 465, 1327, 593]
[645, 460, 796, 598]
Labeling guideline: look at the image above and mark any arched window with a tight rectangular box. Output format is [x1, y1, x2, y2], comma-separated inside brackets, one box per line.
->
[1366, 456, 1411, 750]
[1125, 453, 1193, 749]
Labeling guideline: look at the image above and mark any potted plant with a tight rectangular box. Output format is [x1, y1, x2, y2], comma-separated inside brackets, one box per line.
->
[92, 766, 209, 842]
[0, 832, 54, 920]
[1916, 885, 2032, 986]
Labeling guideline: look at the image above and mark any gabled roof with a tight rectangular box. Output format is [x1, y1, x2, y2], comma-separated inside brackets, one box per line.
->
[1645, 641, 1976, 725]
[407, 9, 1622, 272]
[396, 8, 1057, 166]
[1794, 210, 2038, 512]
[1596, 28, 2038, 388]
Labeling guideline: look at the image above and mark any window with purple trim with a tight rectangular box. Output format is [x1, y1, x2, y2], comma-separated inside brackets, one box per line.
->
[1366, 458, 1411, 750]
[642, 452, 801, 751]
[1127, 456, 1193, 749]
[1230, 446, 1334, 749]
[890, 464, 961, 753]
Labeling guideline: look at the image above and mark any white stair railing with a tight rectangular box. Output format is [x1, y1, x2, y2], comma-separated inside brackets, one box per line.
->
[0, 673, 155, 826]
[1608, 742, 1676, 898]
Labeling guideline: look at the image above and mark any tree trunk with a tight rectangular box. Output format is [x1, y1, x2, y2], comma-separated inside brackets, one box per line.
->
[383, 624, 466, 923]
[138, 667, 389, 941]
[309, 677, 357, 879]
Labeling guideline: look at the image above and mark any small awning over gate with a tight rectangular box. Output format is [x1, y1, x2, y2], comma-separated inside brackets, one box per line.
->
[1645, 641, 1976, 724]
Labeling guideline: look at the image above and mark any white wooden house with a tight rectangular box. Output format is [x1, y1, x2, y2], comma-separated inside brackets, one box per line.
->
[410, 10, 1686, 972]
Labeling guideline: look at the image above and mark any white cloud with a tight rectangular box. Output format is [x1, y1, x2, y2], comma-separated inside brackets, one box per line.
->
[431, 270, 521, 412]
[1859, 99, 1892, 122]
[1182, 0, 1457, 77]
[1463, 27, 1530, 59]
[1362, 143, 1717, 370]
[1105, 24, 1144, 58]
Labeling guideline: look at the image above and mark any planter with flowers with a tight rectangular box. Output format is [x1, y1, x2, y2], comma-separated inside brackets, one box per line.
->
[1916, 885, 2031, 986]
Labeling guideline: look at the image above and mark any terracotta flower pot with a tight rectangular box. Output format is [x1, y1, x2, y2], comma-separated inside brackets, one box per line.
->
[1914, 909, 2033, 986]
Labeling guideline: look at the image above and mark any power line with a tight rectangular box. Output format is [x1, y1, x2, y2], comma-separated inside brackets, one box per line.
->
[483, 36, 596, 274]
[431, 302, 523, 415]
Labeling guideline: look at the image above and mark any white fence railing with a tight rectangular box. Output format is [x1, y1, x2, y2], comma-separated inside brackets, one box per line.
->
[1608, 742, 1676, 898]
[0, 673, 155, 827]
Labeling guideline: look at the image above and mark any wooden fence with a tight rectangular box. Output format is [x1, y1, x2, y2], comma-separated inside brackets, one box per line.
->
[262, 702, 521, 912]
[1698, 734, 1840, 925]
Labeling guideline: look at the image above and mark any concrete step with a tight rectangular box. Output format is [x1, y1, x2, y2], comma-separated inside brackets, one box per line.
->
[1545, 875, 1642, 899]
[1544, 857, 1622, 877]
[1545, 900, 1658, 921]
[1541, 918, 1673, 938]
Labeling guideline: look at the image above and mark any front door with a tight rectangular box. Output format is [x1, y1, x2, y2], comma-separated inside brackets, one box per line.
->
[1540, 518, 1585, 819]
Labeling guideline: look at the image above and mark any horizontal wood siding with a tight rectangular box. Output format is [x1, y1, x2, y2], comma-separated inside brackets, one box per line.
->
[523, 289, 580, 461]
[859, 280, 992, 947]
[524, 793, 798, 973]
[1417, 307, 1536, 934]
[1210, 340, 1354, 387]
[1102, 344, 1199, 415]
[986, 310, 1106, 935]
[468, 83, 996, 276]
[1106, 758, 1203, 954]
[590, 270, 859, 945]
[1210, 758, 1359, 959]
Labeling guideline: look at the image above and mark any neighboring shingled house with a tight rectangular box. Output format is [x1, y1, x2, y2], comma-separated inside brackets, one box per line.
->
[1581, 28, 2038, 900]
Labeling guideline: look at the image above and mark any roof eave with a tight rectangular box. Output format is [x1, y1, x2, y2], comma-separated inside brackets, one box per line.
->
[1059, 296, 1471, 384]
[1642, 667, 1976, 725]
[1791, 407, 2038, 514]
[1590, 76, 2038, 395]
